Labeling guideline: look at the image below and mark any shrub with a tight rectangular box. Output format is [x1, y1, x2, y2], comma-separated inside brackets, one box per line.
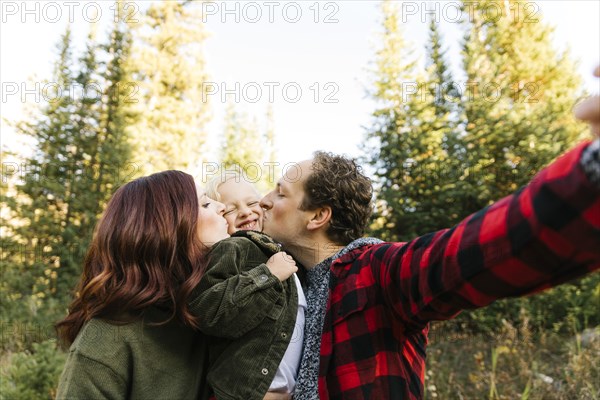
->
[0, 340, 66, 400]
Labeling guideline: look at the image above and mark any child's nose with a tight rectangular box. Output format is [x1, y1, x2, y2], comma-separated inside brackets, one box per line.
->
[239, 205, 251, 216]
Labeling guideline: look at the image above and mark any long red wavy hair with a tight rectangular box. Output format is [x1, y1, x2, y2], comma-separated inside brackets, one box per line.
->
[56, 170, 208, 347]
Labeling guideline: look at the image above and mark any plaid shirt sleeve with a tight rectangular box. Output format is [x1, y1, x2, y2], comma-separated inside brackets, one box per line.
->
[370, 141, 600, 331]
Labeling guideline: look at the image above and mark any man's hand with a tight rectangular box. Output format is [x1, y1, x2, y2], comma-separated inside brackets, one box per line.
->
[266, 251, 298, 282]
[574, 65, 600, 137]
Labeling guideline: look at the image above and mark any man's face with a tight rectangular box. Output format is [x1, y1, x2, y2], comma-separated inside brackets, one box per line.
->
[260, 160, 313, 247]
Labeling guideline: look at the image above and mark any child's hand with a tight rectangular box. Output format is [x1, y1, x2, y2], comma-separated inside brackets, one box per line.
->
[266, 251, 298, 282]
[263, 392, 291, 400]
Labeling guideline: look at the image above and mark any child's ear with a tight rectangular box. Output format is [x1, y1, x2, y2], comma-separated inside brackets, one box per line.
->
[307, 206, 333, 231]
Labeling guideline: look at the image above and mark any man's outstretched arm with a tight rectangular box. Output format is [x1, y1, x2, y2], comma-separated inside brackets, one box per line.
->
[366, 139, 600, 331]
[366, 70, 600, 331]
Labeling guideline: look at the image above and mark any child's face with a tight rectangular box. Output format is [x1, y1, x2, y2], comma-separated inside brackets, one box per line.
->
[218, 179, 264, 234]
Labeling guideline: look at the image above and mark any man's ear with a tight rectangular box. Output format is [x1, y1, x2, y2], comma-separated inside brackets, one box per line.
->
[307, 206, 333, 231]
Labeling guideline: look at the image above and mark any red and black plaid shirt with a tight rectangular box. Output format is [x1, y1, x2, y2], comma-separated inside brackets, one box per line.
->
[317, 142, 600, 399]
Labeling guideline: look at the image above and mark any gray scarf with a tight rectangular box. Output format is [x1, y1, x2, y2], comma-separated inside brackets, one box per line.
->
[294, 237, 383, 400]
[581, 138, 600, 186]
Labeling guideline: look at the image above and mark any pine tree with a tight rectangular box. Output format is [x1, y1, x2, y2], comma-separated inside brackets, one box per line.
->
[402, 20, 465, 232]
[95, 0, 138, 198]
[442, 0, 591, 337]
[459, 0, 586, 214]
[365, 2, 458, 240]
[3, 26, 81, 326]
[363, 0, 418, 241]
[260, 105, 279, 192]
[1, 13, 137, 333]
[426, 19, 460, 121]
[264, 105, 277, 169]
[220, 103, 263, 182]
[130, 1, 210, 172]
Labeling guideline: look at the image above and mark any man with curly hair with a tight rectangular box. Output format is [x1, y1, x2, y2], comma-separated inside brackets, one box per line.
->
[259, 68, 600, 400]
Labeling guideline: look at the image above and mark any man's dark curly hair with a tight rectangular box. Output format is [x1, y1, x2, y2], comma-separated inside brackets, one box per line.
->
[299, 151, 373, 245]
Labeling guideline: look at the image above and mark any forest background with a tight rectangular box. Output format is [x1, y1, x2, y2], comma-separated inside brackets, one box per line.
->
[1, 1, 599, 398]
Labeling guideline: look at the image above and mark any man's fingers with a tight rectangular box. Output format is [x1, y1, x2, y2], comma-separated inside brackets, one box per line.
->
[574, 96, 600, 122]
[573, 65, 600, 137]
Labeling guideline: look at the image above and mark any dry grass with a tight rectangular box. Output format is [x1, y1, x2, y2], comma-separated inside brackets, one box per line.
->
[425, 322, 600, 400]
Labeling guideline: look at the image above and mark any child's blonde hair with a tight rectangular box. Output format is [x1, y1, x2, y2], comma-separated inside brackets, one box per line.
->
[205, 170, 243, 201]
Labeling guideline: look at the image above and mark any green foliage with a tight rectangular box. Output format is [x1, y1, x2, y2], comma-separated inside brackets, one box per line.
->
[2, 0, 137, 353]
[363, 0, 595, 335]
[458, 0, 586, 216]
[129, 0, 210, 173]
[0, 340, 66, 400]
[3, 26, 87, 328]
[221, 103, 264, 172]
[0, 7, 134, 332]
[0, 2, 215, 395]
[448, 274, 600, 335]
[365, 0, 587, 241]
[365, 2, 465, 242]
[219, 103, 279, 193]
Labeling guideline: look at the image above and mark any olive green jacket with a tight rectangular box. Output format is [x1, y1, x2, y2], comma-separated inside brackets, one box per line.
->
[56, 308, 211, 400]
[190, 231, 299, 400]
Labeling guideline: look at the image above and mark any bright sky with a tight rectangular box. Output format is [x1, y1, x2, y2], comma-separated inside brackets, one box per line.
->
[1, 1, 599, 174]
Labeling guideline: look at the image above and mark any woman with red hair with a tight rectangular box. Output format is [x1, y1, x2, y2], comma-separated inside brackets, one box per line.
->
[55, 170, 229, 399]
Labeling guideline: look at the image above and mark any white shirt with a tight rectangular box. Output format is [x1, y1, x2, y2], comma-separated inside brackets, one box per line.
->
[269, 273, 307, 394]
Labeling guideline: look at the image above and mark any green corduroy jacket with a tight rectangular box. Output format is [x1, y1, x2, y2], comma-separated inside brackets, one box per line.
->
[56, 308, 212, 400]
[190, 231, 299, 400]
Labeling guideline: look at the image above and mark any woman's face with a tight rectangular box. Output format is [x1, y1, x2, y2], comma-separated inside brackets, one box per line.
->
[197, 192, 230, 246]
[218, 179, 264, 234]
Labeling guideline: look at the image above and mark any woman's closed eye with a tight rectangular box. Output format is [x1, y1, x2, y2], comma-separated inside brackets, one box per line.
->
[199, 194, 214, 209]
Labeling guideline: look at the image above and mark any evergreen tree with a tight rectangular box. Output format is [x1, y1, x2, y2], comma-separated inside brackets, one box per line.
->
[365, 0, 585, 242]
[365, 2, 458, 240]
[406, 20, 465, 231]
[6, 27, 81, 325]
[216, 104, 280, 192]
[264, 105, 277, 170]
[260, 105, 279, 192]
[220, 103, 263, 183]
[363, 0, 418, 241]
[459, 0, 586, 214]
[1, 12, 137, 335]
[130, 0, 210, 172]
[442, 0, 591, 337]
[95, 0, 138, 198]
[54, 25, 104, 299]
[426, 19, 460, 121]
